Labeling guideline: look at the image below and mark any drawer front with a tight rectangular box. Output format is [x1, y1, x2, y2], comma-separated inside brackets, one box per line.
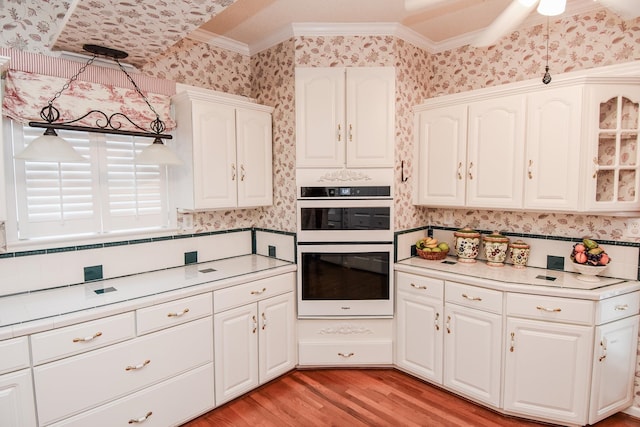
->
[445, 281, 503, 314]
[0, 336, 30, 375]
[298, 341, 392, 366]
[214, 273, 294, 313]
[49, 364, 214, 427]
[34, 317, 213, 426]
[31, 312, 136, 366]
[396, 272, 443, 300]
[596, 291, 640, 325]
[507, 293, 594, 325]
[137, 293, 212, 335]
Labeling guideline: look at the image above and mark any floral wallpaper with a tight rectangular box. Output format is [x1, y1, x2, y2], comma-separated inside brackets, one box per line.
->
[0, 0, 70, 52]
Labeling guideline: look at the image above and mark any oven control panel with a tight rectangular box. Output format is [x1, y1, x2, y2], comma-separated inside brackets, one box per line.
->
[300, 186, 391, 199]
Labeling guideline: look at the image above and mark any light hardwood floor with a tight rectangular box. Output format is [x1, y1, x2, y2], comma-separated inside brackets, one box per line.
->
[181, 369, 640, 427]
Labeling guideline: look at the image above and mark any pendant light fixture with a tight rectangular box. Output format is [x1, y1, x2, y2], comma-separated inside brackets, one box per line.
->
[542, 18, 552, 85]
[15, 44, 181, 165]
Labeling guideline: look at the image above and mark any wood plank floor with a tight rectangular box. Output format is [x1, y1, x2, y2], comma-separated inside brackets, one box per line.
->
[181, 369, 640, 427]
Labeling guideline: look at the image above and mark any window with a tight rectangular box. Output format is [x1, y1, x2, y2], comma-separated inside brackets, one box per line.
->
[6, 121, 172, 241]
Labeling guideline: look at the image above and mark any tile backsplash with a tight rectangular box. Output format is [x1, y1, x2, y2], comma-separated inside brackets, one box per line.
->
[396, 226, 640, 282]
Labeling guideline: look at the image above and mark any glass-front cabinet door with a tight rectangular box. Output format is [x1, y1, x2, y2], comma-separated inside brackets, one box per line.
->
[584, 85, 640, 211]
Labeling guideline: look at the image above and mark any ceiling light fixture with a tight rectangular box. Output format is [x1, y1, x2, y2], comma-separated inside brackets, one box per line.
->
[537, 0, 566, 16]
[15, 44, 181, 165]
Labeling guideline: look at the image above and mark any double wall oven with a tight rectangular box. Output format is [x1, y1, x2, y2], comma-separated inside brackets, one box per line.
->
[296, 184, 394, 318]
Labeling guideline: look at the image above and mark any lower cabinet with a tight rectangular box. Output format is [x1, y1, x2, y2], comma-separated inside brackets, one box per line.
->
[503, 317, 592, 425]
[395, 270, 640, 426]
[214, 291, 296, 405]
[0, 368, 37, 427]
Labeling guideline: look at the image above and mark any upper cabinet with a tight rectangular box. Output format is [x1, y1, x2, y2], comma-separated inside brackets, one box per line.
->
[295, 67, 395, 168]
[413, 73, 640, 213]
[582, 84, 640, 212]
[171, 88, 273, 211]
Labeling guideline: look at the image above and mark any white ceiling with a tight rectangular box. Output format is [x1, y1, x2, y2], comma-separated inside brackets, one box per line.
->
[52, 0, 639, 66]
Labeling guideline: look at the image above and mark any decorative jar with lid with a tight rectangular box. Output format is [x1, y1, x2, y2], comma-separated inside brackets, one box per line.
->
[509, 240, 530, 269]
[453, 227, 480, 263]
[483, 231, 510, 267]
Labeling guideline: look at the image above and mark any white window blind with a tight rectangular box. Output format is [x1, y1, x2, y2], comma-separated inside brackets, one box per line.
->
[9, 121, 170, 240]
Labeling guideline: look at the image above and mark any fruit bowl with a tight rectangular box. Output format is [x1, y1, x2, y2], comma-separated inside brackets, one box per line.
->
[417, 248, 449, 260]
[572, 263, 609, 282]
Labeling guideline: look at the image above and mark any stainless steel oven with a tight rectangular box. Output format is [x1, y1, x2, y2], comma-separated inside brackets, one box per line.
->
[296, 185, 394, 318]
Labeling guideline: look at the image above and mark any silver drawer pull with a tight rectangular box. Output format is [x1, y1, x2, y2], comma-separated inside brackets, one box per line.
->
[462, 293, 482, 302]
[125, 359, 151, 371]
[614, 304, 629, 311]
[536, 305, 562, 313]
[338, 352, 354, 358]
[167, 308, 190, 317]
[73, 332, 102, 343]
[128, 411, 152, 424]
[411, 283, 427, 290]
[251, 287, 267, 295]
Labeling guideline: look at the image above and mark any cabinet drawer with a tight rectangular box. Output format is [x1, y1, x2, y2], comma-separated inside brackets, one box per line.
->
[298, 341, 392, 366]
[49, 364, 214, 427]
[137, 293, 212, 335]
[0, 336, 30, 375]
[34, 317, 213, 425]
[596, 291, 640, 325]
[507, 293, 594, 325]
[31, 312, 135, 366]
[396, 272, 443, 300]
[214, 273, 294, 313]
[445, 282, 503, 314]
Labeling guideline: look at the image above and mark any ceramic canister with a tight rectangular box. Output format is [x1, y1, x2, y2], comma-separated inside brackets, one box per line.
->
[453, 227, 481, 263]
[509, 240, 530, 269]
[483, 231, 510, 267]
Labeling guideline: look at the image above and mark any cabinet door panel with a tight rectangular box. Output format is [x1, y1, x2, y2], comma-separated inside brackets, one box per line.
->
[589, 315, 639, 424]
[525, 86, 582, 210]
[443, 303, 502, 407]
[503, 317, 591, 425]
[214, 304, 259, 405]
[0, 369, 37, 427]
[414, 106, 467, 206]
[467, 95, 525, 208]
[236, 108, 273, 208]
[192, 100, 237, 208]
[346, 67, 395, 167]
[295, 68, 345, 167]
[396, 290, 443, 383]
[258, 293, 296, 383]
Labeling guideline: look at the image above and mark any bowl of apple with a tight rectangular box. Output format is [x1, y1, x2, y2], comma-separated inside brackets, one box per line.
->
[416, 237, 450, 260]
[570, 239, 611, 282]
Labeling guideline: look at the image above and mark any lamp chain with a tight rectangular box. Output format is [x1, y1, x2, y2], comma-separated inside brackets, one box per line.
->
[48, 55, 97, 106]
[115, 59, 161, 120]
[542, 17, 552, 85]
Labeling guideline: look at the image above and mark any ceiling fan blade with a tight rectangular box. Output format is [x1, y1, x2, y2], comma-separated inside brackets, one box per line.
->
[404, 0, 450, 12]
[472, 0, 539, 48]
[597, 0, 640, 20]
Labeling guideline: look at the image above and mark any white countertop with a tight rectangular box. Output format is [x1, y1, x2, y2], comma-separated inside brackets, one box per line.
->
[0, 255, 295, 340]
[395, 256, 640, 300]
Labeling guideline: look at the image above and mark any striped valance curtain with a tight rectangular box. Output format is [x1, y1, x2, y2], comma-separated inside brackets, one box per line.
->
[0, 49, 176, 133]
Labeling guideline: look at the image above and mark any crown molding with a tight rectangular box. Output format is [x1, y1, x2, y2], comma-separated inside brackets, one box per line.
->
[188, 29, 251, 56]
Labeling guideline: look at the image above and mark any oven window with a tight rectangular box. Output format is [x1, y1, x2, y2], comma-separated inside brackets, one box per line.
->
[300, 207, 390, 231]
[301, 252, 390, 300]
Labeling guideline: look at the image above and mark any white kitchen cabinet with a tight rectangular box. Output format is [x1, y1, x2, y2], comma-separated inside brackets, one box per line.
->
[414, 105, 467, 206]
[395, 272, 444, 383]
[171, 87, 273, 211]
[524, 85, 583, 211]
[503, 317, 592, 425]
[0, 369, 37, 427]
[582, 84, 640, 212]
[295, 67, 395, 168]
[466, 95, 526, 209]
[214, 277, 295, 405]
[443, 288, 502, 407]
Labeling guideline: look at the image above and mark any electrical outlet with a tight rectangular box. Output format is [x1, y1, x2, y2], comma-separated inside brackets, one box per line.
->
[444, 211, 454, 226]
[625, 218, 640, 238]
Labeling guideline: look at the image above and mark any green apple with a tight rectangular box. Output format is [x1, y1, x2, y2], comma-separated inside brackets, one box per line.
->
[431, 247, 442, 252]
[438, 242, 449, 252]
